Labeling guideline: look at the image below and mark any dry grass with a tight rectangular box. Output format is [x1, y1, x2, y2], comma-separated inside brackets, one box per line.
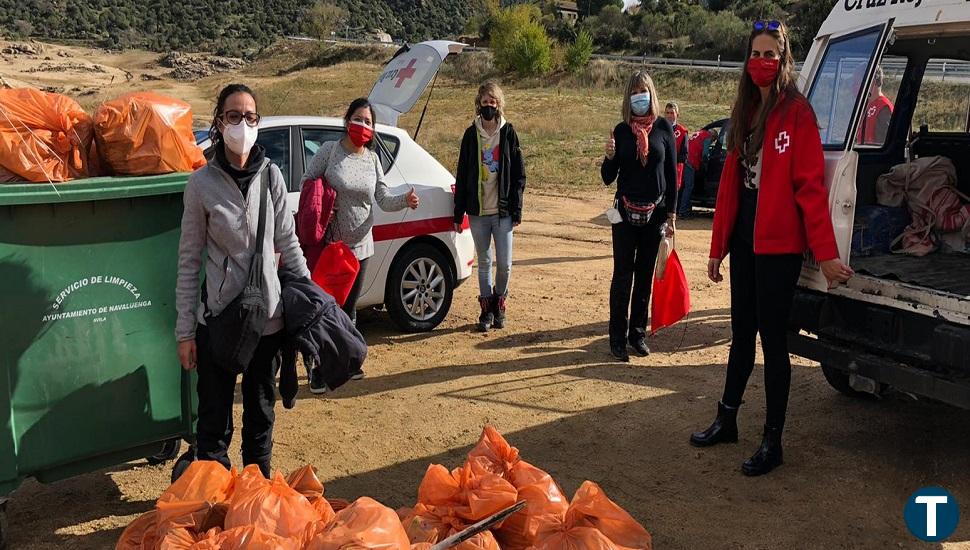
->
[250, 55, 737, 193]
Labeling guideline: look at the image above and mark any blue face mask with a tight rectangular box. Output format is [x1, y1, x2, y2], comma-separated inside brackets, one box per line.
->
[630, 92, 651, 116]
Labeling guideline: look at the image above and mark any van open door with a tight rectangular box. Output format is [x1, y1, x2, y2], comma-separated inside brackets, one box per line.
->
[368, 40, 465, 129]
[801, 21, 895, 290]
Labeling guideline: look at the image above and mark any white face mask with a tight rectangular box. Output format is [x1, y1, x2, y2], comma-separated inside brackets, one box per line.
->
[222, 121, 258, 157]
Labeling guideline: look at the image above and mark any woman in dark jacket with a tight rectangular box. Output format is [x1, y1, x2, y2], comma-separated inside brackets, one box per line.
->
[453, 81, 527, 332]
[601, 70, 678, 363]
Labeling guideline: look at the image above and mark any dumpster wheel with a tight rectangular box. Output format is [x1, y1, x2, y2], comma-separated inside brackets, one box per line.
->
[0, 498, 7, 550]
[146, 438, 182, 466]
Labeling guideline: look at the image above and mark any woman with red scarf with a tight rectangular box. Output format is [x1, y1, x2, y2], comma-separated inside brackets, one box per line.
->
[601, 70, 678, 362]
[689, 21, 853, 476]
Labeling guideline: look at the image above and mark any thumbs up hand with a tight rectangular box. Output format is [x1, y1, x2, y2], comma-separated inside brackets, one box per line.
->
[605, 130, 616, 160]
[406, 186, 420, 209]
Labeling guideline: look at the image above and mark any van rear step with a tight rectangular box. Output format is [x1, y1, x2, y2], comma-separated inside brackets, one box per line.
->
[788, 332, 970, 408]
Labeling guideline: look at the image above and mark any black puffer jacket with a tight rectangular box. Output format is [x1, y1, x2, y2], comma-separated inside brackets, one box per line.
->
[454, 122, 527, 224]
[278, 268, 367, 407]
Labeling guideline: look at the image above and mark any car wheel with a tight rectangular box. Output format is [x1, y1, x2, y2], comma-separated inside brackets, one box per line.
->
[386, 242, 455, 332]
[146, 438, 182, 465]
[821, 363, 880, 399]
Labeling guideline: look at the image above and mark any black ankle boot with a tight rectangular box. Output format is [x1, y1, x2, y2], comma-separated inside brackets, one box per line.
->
[491, 293, 506, 329]
[689, 401, 739, 447]
[610, 340, 630, 362]
[628, 334, 650, 356]
[477, 296, 493, 332]
[742, 425, 784, 476]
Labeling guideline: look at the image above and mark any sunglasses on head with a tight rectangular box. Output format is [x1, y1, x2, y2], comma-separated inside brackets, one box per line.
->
[753, 20, 781, 32]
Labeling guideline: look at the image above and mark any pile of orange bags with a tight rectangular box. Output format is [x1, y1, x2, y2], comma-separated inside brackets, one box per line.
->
[0, 87, 205, 183]
[398, 426, 652, 550]
[94, 91, 206, 176]
[117, 426, 652, 550]
[0, 87, 97, 182]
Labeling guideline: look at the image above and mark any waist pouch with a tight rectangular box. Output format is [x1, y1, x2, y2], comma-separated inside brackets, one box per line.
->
[622, 196, 657, 227]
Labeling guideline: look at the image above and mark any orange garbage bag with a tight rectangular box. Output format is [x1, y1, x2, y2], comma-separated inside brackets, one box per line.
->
[417, 463, 517, 523]
[466, 426, 569, 550]
[226, 471, 319, 540]
[215, 526, 302, 550]
[534, 481, 652, 550]
[305, 497, 411, 550]
[287, 464, 336, 527]
[160, 461, 235, 504]
[0, 87, 95, 182]
[115, 510, 158, 550]
[398, 503, 500, 550]
[94, 91, 205, 176]
[287, 464, 325, 500]
[156, 526, 200, 549]
[567, 481, 651, 549]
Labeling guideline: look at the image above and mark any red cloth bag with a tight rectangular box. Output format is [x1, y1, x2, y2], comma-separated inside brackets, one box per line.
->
[297, 177, 337, 272]
[651, 249, 690, 334]
[311, 241, 360, 307]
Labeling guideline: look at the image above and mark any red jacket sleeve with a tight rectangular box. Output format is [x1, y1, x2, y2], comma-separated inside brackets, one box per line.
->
[709, 150, 739, 260]
[791, 102, 840, 262]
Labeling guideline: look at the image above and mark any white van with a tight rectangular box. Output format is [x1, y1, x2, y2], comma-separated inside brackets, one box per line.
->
[789, 0, 970, 406]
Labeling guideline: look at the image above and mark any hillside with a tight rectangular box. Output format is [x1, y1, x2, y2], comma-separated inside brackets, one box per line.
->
[0, 0, 488, 54]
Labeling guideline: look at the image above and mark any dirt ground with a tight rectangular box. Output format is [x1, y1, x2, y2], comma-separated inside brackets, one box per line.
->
[3, 38, 970, 550]
[5, 191, 970, 549]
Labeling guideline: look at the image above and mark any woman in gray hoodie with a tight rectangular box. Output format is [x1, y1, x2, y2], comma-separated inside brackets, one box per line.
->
[175, 84, 309, 477]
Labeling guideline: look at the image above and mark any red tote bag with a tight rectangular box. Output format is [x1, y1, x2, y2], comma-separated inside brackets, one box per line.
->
[651, 249, 691, 334]
[311, 241, 360, 307]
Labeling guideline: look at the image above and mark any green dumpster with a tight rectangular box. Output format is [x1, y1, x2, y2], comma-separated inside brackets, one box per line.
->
[0, 174, 197, 546]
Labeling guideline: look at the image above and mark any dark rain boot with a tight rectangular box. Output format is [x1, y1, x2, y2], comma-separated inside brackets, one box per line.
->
[477, 296, 494, 332]
[741, 425, 784, 476]
[689, 401, 740, 447]
[491, 293, 507, 329]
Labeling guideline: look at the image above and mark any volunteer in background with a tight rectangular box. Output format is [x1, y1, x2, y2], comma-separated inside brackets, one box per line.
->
[665, 102, 689, 189]
[690, 21, 854, 476]
[301, 97, 420, 331]
[677, 127, 720, 218]
[602, 71, 678, 363]
[857, 65, 894, 146]
[453, 81, 527, 332]
[175, 84, 310, 478]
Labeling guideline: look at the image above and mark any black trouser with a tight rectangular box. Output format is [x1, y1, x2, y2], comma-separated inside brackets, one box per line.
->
[196, 325, 283, 477]
[609, 216, 664, 344]
[342, 257, 369, 325]
[721, 238, 803, 431]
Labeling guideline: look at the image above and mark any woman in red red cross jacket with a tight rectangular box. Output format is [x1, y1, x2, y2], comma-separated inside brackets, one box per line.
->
[689, 20, 854, 477]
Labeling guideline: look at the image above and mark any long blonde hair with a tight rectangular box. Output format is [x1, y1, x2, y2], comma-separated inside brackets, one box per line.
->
[621, 70, 661, 124]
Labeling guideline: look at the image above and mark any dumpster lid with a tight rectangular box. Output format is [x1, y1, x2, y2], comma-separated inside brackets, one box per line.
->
[0, 173, 189, 207]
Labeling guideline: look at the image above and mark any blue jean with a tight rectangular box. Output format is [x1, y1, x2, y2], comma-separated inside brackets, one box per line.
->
[468, 214, 514, 297]
[678, 164, 696, 216]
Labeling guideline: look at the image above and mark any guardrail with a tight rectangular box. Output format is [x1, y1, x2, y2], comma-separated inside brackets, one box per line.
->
[288, 37, 970, 80]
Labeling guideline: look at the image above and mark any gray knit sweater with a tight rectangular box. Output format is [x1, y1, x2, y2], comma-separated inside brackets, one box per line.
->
[301, 140, 409, 260]
[175, 159, 309, 341]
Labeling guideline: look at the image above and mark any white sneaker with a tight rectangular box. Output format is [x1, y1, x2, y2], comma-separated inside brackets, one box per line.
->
[351, 371, 365, 381]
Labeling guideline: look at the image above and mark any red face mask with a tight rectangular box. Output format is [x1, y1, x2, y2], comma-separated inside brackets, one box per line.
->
[347, 121, 373, 147]
[747, 57, 780, 88]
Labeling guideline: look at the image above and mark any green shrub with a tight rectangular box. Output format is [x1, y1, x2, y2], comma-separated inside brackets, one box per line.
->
[565, 30, 594, 72]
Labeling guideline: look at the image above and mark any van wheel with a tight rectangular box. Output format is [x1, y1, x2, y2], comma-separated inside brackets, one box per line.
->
[386, 243, 454, 332]
[821, 364, 879, 399]
[146, 438, 182, 465]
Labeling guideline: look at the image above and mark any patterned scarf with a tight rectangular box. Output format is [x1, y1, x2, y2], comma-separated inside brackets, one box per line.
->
[630, 114, 656, 166]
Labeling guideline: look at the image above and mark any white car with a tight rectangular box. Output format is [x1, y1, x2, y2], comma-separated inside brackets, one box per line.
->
[200, 41, 475, 332]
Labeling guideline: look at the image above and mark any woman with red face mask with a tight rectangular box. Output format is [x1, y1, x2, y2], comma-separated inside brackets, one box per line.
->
[689, 21, 854, 476]
[300, 98, 419, 332]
